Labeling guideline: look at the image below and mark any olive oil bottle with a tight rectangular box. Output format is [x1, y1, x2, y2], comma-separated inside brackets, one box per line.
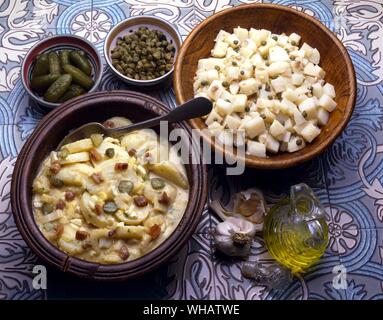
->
[263, 184, 328, 274]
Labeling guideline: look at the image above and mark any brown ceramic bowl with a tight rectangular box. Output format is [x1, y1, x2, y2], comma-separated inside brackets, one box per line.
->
[11, 90, 207, 281]
[22, 35, 103, 109]
[174, 3, 356, 169]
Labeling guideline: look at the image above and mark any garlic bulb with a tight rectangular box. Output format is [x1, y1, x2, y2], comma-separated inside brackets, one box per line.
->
[210, 188, 266, 229]
[213, 217, 256, 257]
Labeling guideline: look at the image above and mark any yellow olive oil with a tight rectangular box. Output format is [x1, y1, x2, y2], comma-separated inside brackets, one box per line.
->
[263, 192, 329, 275]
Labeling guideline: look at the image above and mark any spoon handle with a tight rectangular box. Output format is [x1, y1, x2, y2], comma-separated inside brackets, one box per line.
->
[110, 97, 212, 134]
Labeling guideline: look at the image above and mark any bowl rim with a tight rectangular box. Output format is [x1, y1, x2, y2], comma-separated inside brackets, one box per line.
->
[173, 3, 357, 169]
[21, 34, 103, 109]
[103, 15, 182, 86]
[11, 90, 208, 281]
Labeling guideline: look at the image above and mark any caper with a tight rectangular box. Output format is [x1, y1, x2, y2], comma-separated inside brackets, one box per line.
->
[103, 201, 118, 214]
[58, 148, 69, 159]
[296, 139, 303, 146]
[118, 180, 134, 194]
[260, 113, 266, 119]
[90, 133, 103, 147]
[222, 81, 229, 87]
[291, 41, 297, 46]
[49, 176, 64, 188]
[105, 148, 115, 158]
[233, 40, 239, 45]
[302, 111, 308, 118]
[261, 40, 267, 46]
[200, 80, 209, 86]
[42, 203, 54, 215]
[272, 36, 278, 41]
[232, 61, 238, 66]
[245, 106, 250, 112]
[151, 178, 165, 189]
[240, 70, 245, 75]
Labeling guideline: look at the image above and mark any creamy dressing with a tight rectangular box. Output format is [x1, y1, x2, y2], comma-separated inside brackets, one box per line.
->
[32, 118, 189, 264]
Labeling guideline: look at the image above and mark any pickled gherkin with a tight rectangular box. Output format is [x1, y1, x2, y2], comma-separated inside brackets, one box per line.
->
[30, 48, 94, 103]
[30, 74, 60, 91]
[59, 50, 71, 66]
[32, 53, 49, 77]
[63, 64, 94, 90]
[58, 84, 85, 102]
[48, 52, 61, 75]
[44, 74, 72, 102]
[69, 51, 92, 76]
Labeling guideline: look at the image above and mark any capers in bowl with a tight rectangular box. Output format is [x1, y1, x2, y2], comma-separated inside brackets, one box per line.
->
[110, 26, 175, 81]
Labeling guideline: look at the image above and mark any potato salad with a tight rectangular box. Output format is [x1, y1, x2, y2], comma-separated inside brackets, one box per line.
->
[32, 117, 189, 264]
[193, 28, 337, 157]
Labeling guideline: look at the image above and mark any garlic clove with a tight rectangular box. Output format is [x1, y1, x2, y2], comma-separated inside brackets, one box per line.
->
[233, 188, 266, 224]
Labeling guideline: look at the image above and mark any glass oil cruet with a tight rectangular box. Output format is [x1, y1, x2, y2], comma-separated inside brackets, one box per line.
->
[263, 183, 329, 275]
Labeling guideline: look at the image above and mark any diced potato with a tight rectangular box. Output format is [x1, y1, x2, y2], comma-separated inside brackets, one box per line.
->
[317, 108, 329, 126]
[205, 109, 223, 126]
[60, 152, 90, 165]
[268, 61, 290, 77]
[298, 98, 317, 119]
[318, 94, 337, 112]
[265, 134, 280, 153]
[287, 135, 306, 152]
[304, 63, 325, 78]
[254, 69, 269, 83]
[239, 61, 253, 78]
[229, 82, 239, 95]
[232, 94, 248, 112]
[197, 58, 225, 72]
[227, 33, 241, 47]
[284, 118, 294, 132]
[300, 122, 321, 143]
[207, 80, 224, 101]
[270, 120, 286, 138]
[244, 116, 266, 138]
[225, 66, 240, 82]
[309, 48, 320, 64]
[293, 107, 307, 125]
[212, 41, 229, 58]
[62, 138, 93, 154]
[269, 46, 289, 62]
[247, 141, 266, 157]
[323, 83, 336, 98]
[292, 73, 305, 86]
[289, 33, 301, 45]
[234, 27, 249, 41]
[300, 42, 314, 57]
[312, 83, 323, 98]
[216, 98, 233, 116]
[223, 115, 242, 130]
[239, 78, 259, 96]
[271, 76, 289, 93]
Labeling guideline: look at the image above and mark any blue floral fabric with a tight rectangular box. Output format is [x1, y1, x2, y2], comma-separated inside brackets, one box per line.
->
[0, 0, 382, 300]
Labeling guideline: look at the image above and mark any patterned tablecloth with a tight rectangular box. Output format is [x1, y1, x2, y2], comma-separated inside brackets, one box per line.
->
[0, 0, 382, 300]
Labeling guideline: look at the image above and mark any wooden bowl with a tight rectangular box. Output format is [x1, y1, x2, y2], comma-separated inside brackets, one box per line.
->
[174, 3, 356, 169]
[11, 90, 207, 281]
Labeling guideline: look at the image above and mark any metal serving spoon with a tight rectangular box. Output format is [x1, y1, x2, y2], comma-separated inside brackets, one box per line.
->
[57, 96, 212, 149]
